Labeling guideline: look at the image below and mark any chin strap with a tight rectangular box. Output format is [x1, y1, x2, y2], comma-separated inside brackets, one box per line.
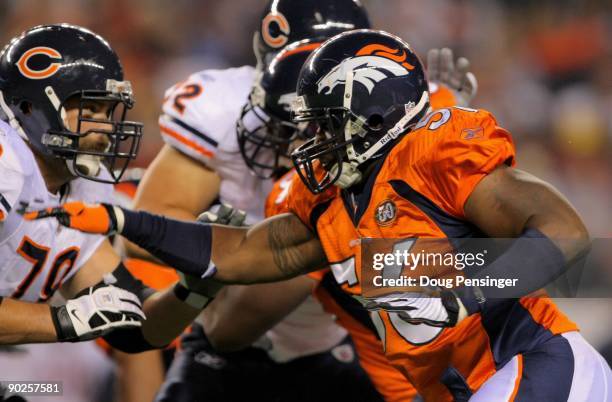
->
[0, 90, 29, 141]
[66, 154, 102, 178]
[330, 161, 363, 189]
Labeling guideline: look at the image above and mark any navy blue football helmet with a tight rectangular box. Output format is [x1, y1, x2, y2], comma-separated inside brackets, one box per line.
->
[0, 24, 143, 183]
[254, 0, 370, 68]
[238, 39, 321, 178]
[291, 29, 430, 194]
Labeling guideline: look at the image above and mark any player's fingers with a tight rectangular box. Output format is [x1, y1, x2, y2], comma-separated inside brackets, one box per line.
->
[197, 211, 218, 223]
[449, 56, 469, 89]
[22, 207, 65, 220]
[463, 71, 478, 97]
[228, 209, 247, 226]
[426, 48, 440, 81]
[439, 48, 454, 84]
[455, 56, 471, 75]
[216, 203, 235, 223]
[21, 209, 48, 220]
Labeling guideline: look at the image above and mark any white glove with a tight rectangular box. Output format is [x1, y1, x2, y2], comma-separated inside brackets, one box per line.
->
[364, 291, 467, 327]
[427, 48, 478, 107]
[51, 284, 145, 342]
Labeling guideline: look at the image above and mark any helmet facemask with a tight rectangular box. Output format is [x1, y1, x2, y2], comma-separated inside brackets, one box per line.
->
[45, 80, 143, 183]
[237, 89, 313, 179]
[238, 40, 320, 180]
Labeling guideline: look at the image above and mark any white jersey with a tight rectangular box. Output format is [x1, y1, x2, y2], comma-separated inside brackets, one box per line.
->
[159, 66, 272, 222]
[0, 120, 112, 302]
[160, 67, 347, 361]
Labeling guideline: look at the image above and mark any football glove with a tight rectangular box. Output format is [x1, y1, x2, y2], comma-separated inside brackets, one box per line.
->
[197, 203, 247, 226]
[21, 201, 124, 235]
[427, 48, 478, 107]
[364, 290, 468, 328]
[51, 283, 145, 342]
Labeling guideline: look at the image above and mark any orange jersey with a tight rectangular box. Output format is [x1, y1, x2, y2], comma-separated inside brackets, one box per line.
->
[285, 107, 578, 401]
[266, 170, 418, 402]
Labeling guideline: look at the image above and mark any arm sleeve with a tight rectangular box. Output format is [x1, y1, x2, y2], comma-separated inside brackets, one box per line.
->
[120, 209, 215, 279]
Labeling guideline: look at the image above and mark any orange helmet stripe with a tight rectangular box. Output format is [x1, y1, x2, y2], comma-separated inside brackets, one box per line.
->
[356, 44, 415, 70]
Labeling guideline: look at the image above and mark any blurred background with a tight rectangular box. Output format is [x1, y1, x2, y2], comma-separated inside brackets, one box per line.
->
[0, 0, 610, 400]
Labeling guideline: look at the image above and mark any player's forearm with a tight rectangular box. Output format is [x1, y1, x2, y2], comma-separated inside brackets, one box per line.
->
[0, 298, 57, 344]
[459, 168, 591, 313]
[123, 206, 200, 264]
[118, 209, 323, 284]
[140, 287, 201, 347]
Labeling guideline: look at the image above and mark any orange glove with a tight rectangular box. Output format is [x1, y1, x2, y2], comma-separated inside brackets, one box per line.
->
[22, 201, 122, 235]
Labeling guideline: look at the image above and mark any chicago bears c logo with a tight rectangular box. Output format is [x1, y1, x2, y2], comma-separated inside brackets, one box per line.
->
[16, 47, 62, 79]
[261, 12, 290, 49]
[317, 44, 416, 95]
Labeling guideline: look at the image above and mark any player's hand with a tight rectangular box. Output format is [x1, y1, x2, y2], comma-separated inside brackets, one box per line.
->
[364, 291, 467, 327]
[197, 203, 247, 226]
[427, 48, 478, 107]
[20, 201, 124, 235]
[51, 283, 145, 342]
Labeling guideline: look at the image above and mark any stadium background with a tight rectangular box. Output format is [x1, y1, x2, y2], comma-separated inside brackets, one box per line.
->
[0, 1, 610, 401]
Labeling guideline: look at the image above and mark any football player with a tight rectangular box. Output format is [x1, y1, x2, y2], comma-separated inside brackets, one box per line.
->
[0, 24, 205, 351]
[127, 1, 379, 401]
[35, 29, 612, 401]
[208, 40, 476, 402]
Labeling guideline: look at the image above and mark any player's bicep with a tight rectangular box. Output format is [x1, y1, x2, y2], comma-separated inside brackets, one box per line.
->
[134, 144, 221, 220]
[212, 213, 327, 283]
[465, 166, 588, 242]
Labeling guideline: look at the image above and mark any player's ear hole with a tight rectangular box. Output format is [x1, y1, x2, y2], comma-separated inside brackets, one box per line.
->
[19, 101, 32, 115]
[366, 114, 384, 131]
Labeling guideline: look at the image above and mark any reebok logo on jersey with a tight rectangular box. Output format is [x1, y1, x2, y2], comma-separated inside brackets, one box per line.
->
[462, 127, 484, 140]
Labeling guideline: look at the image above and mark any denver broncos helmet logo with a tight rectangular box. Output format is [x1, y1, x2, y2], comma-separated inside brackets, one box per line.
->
[317, 44, 415, 95]
[261, 12, 290, 49]
[16, 46, 63, 79]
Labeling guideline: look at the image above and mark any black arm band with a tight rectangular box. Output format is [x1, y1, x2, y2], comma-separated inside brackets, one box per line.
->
[121, 209, 215, 279]
[458, 228, 568, 315]
[106, 261, 155, 302]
